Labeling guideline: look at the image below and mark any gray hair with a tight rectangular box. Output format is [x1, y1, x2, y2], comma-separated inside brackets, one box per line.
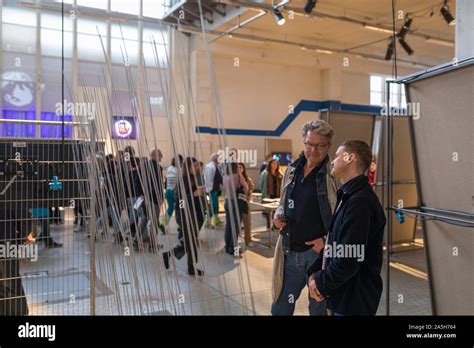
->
[301, 119, 334, 143]
[210, 153, 219, 162]
[150, 148, 162, 156]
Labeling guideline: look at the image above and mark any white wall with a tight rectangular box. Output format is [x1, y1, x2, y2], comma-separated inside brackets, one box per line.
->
[190, 37, 418, 184]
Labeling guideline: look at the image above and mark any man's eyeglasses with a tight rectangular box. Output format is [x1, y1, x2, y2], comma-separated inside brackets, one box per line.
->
[304, 142, 329, 151]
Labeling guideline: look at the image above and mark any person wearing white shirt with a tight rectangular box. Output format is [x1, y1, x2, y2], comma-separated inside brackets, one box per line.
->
[204, 154, 223, 226]
[160, 154, 183, 227]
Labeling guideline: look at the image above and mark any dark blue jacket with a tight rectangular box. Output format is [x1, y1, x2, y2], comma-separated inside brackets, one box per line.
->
[308, 174, 386, 315]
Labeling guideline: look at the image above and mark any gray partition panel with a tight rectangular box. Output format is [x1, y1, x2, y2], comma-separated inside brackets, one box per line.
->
[325, 112, 374, 159]
[326, 112, 417, 245]
[406, 63, 474, 314]
[377, 117, 418, 244]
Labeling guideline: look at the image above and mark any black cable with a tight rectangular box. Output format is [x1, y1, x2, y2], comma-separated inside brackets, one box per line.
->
[61, 0, 65, 170]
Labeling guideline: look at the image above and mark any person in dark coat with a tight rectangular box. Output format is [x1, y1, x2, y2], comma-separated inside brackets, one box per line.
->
[163, 157, 206, 276]
[149, 149, 165, 237]
[307, 140, 386, 316]
[0, 210, 29, 315]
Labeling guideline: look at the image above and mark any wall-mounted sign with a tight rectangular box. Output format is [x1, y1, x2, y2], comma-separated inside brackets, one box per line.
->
[112, 116, 137, 140]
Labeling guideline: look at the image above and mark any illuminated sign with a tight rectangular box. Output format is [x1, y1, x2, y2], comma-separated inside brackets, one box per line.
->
[2, 71, 35, 108]
[111, 116, 137, 139]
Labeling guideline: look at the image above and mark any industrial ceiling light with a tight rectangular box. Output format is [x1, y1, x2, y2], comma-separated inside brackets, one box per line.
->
[304, 0, 317, 14]
[398, 17, 413, 40]
[315, 49, 333, 54]
[272, 8, 285, 25]
[440, 1, 455, 26]
[364, 25, 394, 34]
[385, 37, 394, 60]
[398, 38, 414, 55]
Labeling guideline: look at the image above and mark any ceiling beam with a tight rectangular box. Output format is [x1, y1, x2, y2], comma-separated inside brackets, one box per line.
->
[173, 22, 432, 68]
[223, 0, 453, 44]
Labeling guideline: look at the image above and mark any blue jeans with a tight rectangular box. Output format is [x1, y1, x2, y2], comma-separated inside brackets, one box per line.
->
[224, 199, 241, 253]
[271, 248, 327, 316]
[208, 191, 220, 218]
[165, 189, 175, 217]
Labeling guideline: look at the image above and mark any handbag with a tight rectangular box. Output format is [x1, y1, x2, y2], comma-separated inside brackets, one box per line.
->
[236, 186, 249, 215]
[173, 240, 186, 260]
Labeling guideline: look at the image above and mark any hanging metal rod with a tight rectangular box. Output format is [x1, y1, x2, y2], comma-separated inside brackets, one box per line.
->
[390, 207, 474, 227]
[209, 10, 267, 43]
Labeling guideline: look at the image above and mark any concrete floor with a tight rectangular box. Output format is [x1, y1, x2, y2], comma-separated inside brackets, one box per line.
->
[19, 209, 432, 315]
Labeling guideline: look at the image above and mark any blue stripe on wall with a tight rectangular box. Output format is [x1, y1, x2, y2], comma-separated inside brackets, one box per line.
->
[196, 100, 382, 136]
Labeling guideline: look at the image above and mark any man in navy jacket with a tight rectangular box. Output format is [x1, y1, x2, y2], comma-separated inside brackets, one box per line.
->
[307, 140, 386, 315]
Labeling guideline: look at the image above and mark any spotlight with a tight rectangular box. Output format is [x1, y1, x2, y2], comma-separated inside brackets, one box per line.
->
[397, 18, 412, 40]
[385, 37, 394, 60]
[440, 3, 455, 26]
[272, 8, 285, 26]
[398, 38, 414, 55]
[304, 0, 317, 14]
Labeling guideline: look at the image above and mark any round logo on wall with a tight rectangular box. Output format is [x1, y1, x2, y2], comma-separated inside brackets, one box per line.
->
[2, 71, 35, 107]
[115, 119, 133, 138]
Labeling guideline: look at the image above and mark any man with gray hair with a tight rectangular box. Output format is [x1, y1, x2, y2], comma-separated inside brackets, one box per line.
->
[204, 153, 223, 226]
[271, 119, 339, 315]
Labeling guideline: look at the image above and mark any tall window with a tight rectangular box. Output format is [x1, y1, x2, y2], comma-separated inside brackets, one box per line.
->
[370, 75, 407, 108]
[1, 1, 171, 139]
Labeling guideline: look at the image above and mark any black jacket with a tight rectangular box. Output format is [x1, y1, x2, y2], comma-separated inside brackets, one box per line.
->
[175, 174, 206, 232]
[149, 159, 164, 205]
[308, 174, 386, 315]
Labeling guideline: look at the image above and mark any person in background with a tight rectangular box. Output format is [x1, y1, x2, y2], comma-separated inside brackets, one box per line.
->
[128, 156, 148, 250]
[49, 206, 61, 225]
[115, 149, 131, 240]
[259, 154, 273, 174]
[368, 155, 377, 187]
[238, 162, 254, 246]
[0, 210, 30, 315]
[35, 208, 63, 248]
[259, 158, 283, 228]
[204, 154, 223, 227]
[149, 149, 165, 238]
[196, 161, 205, 188]
[163, 157, 206, 276]
[307, 140, 386, 316]
[97, 154, 120, 239]
[120, 148, 147, 250]
[73, 200, 86, 232]
[160, 154, 183, 228]
[223, 162, 249, 256]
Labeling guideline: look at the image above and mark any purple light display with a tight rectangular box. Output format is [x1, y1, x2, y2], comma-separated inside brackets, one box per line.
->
[1, 110, 36, 138]
[40, 112, 73, 138]
[1, 110, 73, 139]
